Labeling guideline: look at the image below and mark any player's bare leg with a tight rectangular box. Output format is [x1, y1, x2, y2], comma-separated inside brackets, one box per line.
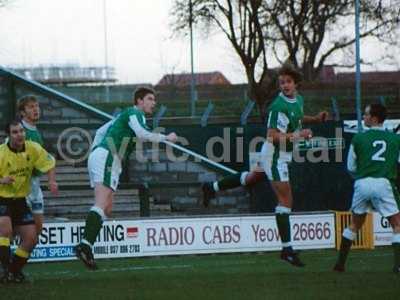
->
[104, 193, 114, 217]
[7, 224, 38, 283]
[33, 214, 44, 235]
[0, 217, 12, 282]
[271, 181, 304, 267]
[75, 184, 112, 270]
[334, 213, 367, 272]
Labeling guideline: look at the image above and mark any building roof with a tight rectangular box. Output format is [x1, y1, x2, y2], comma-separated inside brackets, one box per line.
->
[336, 71, 400, 83]
[10, 66, 117, 85]
[317, 66, 336, 82]
[157, 71, 231, 87]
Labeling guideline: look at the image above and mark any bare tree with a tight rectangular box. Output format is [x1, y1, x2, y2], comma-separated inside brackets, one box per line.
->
[171, 0, 277, 118]
[263, 0, 400, 81]
[157, 47, 184, 100]
[171, 0, 400, 113]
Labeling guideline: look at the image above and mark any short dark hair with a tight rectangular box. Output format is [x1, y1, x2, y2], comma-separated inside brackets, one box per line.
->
[368, 103, 387, 124]
[134, 87, 155, 105]
[17, 95, 38, 113]
[278, 63, 302, 84]
[5, 120, 22, 135]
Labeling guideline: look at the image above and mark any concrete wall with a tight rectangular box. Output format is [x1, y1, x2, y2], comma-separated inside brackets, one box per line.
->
[128, 148, 250, 215]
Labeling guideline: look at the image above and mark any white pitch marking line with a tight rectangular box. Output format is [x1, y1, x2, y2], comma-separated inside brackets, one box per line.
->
[28, 259, 262, 278]
[28, 264, 193, 278]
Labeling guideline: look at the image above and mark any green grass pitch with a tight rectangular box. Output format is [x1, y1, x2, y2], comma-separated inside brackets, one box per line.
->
[2, 247, 399, 300]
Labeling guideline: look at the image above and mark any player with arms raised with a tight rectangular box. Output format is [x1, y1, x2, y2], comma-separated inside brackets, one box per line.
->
[263, 63, 327, 267]
[203, 64, 327, 267]
[75, 87, 177, 270]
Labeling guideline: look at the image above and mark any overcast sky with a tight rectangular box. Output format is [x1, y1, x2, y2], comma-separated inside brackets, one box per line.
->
[0, 0, 398, 85]
[0, 0, 246, 84]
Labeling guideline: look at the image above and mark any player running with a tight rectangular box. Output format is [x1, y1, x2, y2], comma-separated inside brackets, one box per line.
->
[334, 103, 400, 273]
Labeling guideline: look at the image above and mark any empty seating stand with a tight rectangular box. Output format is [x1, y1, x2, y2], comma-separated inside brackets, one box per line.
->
[41, 161, 172, 220]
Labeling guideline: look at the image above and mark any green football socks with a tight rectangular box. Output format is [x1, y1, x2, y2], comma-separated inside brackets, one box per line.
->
[393, 234, 400, 268]
[217, 173, 243, 191]
[82, 207, 104, 245]
[275, 206, 292, 247]
[276, 213, 291, 244]
[336, 228, 356, 267]
[337, 237, 352, 266]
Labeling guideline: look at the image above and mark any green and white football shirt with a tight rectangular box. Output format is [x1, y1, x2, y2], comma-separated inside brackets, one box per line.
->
[263, 92, 304, 181]
[97, 106, 166, 161]
[267, 92, 304, 152]
[348, 126, 400, 217]
[22, 119, 44, 147]
[347, 127, 400, 181]
[89, 106, 167, 190]
[22, 119, 45, 177]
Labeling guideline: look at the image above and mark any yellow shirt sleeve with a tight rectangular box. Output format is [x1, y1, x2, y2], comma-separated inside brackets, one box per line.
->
[0, 142, 55, 198]
[30, 142, 55, 173]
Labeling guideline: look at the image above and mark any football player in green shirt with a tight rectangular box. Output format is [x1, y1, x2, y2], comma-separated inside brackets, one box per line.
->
[264, 64, 327, 267]
[17, 95, 52, 235]
[75, 87, 177, 270]
[334, 103, 400, 273]
[203, 64, 328, 267]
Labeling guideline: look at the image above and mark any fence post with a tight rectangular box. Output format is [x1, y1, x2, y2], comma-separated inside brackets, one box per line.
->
[331, 97, 340, 121]
[240, 100, 255, 125]
[379, 96, 386, 106]
[138, 183, 150, 217]
[153, 105, 167, 128]
[200, 101, 214, 127]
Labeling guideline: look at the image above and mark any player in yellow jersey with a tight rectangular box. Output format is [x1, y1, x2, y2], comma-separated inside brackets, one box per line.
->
[0, 120, 58, 283]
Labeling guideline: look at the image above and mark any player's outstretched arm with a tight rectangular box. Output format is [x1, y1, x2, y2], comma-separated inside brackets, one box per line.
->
[303, 111, 329, 124]
[166, 133, 178, 143]
[129, 115, 172, 143]
[267, 128, 313, 145]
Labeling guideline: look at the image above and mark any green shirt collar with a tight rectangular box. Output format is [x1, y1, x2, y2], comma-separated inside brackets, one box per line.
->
[21, 119, 37, 131]
[279, 92, 297, 103]
[369, 125, 385, 130]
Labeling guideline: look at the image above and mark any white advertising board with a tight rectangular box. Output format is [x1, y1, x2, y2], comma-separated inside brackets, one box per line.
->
[12, 213, 335, 262]
[373, 212, 393, 246]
